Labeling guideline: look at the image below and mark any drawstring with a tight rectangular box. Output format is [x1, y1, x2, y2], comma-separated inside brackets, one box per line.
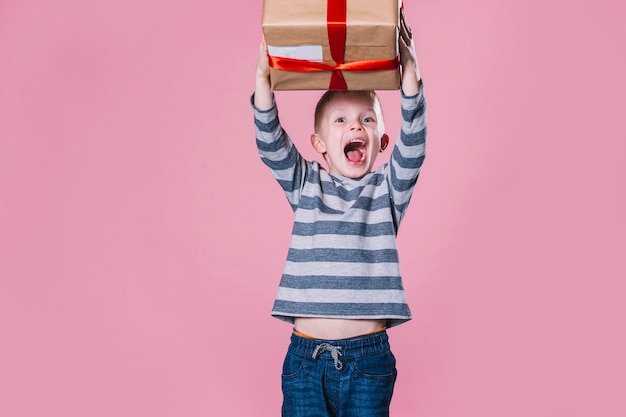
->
[312, 343, 343, 370]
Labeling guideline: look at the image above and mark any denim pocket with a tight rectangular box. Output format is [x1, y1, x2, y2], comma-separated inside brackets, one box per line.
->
[282, 351, 308, 379]
[352, 350, 397, 379]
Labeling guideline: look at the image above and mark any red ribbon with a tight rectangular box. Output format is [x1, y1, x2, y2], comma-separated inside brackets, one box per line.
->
[327, 0, 348, 89]
[269, 0, 399, 90]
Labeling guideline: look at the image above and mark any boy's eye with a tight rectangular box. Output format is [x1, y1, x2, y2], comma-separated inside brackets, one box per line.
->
[363, 117, 375, 123]
[335, 117, 346, 123]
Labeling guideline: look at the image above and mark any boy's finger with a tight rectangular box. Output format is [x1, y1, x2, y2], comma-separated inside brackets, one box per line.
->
[399, 8, 413, 42]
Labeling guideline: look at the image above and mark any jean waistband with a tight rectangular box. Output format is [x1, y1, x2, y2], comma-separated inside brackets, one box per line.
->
[288, 329, 390, 360]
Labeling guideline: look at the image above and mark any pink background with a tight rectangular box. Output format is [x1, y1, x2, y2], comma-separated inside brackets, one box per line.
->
[1, 1, 625, 416]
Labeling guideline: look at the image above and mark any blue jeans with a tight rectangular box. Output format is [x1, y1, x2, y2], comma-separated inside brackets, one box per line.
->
[281, 330, 397, 417]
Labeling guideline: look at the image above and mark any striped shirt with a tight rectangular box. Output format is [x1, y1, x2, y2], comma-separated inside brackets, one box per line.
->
[252, 86, 427, 327]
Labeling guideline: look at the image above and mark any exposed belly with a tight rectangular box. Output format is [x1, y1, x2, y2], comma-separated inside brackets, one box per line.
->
[293, 317, 387, 340]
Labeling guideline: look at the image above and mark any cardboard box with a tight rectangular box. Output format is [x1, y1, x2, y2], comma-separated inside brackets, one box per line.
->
[262, 0, 401, 91]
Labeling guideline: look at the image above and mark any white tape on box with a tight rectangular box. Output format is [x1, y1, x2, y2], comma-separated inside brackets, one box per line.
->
[267, 45, 323, 62]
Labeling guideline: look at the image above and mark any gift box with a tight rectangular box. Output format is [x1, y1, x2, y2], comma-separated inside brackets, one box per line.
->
[262, 0, 401, 91]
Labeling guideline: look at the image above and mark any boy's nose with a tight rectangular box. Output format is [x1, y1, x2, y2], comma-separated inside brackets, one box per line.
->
[349, 120, 363, 130]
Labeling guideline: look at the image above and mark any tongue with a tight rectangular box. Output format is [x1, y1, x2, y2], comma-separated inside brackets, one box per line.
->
[345, 142, 366, 163]
[346, 149, 363, 162]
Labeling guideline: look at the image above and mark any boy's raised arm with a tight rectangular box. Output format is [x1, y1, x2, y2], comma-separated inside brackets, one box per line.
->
[254, 37, 274, 110]
[399, 9, 421, 96]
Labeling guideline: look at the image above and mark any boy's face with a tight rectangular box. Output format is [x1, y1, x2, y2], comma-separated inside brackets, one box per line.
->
[311, 93, 389, 179]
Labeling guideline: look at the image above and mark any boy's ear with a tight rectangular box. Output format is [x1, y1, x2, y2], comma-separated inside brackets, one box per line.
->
[311, 133, 327, 154]
[379, 134, 389, 152]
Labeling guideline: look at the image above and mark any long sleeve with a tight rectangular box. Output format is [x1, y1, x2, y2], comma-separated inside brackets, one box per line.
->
[252, 95, 308, 211]
[387, 83, 427, 229]
[251, 87, 428, 328]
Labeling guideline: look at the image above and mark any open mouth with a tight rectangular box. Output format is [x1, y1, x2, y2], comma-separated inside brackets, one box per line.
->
[344, 139, 367, 164]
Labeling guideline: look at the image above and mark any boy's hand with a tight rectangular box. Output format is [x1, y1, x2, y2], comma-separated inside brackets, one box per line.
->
[399, 9, 421, 96]
[256, 37, 271, 81]
[254, 37, 274, 110]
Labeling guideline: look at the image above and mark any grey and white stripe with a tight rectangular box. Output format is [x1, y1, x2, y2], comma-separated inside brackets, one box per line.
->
[252, 86, 427, 328]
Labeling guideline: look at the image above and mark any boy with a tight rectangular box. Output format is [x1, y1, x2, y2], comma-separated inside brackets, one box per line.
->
[252, 11, 426, 417]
